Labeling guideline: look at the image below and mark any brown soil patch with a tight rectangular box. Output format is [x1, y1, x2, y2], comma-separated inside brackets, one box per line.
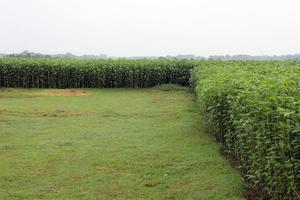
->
[95, 166, 119, 173]
[37, 89, 88, 96]
[244, 186, 265, 200]
[147, 88, 159, 93]
[204, 184, 222, 191]
[172, 180, 194, 190]
[2, 109, 95, 118]
[144, 181, 161, 187]
[0, 88, 14, 98]
[36, 168, 50, 176]
[39, 110, 95, 117]
[0, 88, 14, 92]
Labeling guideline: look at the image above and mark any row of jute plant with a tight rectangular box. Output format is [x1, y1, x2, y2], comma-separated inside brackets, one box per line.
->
[191, 61, 300, 200]
[0, 58, 197, 88]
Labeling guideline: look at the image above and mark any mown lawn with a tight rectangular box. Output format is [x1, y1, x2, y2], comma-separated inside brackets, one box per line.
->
[0, 87, 244, 199]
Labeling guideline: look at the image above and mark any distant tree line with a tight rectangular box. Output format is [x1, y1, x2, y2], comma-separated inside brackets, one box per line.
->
[0, 50, 300, 60]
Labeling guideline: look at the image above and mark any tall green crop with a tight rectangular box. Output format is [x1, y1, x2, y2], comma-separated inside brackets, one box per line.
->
[0, 58, 196, 88]
[191, 61, 300, 199]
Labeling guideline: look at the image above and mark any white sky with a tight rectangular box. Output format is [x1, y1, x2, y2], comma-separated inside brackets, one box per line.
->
[0, 0, 299, 57]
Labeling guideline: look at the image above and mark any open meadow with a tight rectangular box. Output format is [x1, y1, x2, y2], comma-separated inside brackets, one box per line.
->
[0, 87, 244, 199]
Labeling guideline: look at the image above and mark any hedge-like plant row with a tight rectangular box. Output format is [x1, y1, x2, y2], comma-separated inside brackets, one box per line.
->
[191, 61, 300, 199]
[0, 58, 196, 88]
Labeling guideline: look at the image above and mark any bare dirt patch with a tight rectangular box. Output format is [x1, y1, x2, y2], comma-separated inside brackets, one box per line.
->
[1, 109, 96, 118]
[0, 88, 15, 98]
[39, 110, 95, 117]
[0, 88, 14, 93]
[37, 89, 89, 97]
[203, 184, 222, 191]
[147, 88, 159, 93]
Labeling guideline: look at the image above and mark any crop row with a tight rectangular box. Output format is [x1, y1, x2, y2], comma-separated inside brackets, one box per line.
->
[191, 61, 300, 199]
[0, 58, 196, 88]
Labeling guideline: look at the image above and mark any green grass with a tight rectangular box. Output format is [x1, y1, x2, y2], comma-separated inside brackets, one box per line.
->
[0, 88, 244, 199]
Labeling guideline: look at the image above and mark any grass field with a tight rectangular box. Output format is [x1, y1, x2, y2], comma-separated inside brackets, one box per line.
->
[0, 87, 244, 199]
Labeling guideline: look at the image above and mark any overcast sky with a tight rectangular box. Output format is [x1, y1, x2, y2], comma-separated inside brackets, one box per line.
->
[0, 0, 299, 57]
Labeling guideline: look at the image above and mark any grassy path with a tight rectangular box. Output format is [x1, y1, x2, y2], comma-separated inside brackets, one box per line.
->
[0, 88, 244, 199]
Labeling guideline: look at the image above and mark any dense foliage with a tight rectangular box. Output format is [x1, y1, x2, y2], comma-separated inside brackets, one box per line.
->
[0, 58, 196, 88]
[191, 61, 300, 199]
